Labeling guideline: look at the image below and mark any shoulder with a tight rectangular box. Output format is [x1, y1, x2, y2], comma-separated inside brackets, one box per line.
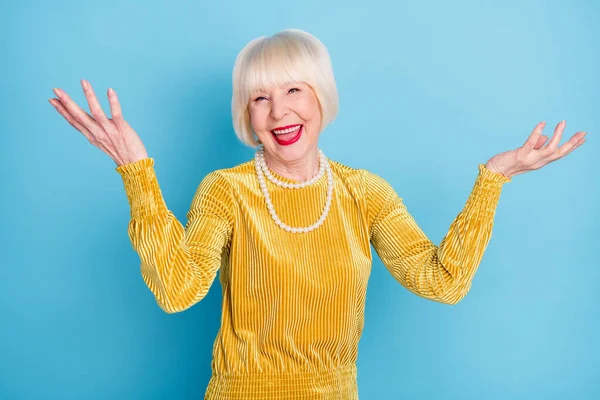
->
[328, 158, 371, 192]
[328, 159, 398, 200]
[189, 161, 254, 218]
[328, 158, 363, 181]
[329, 159, 403, 234]
[204, 159, 255, 187]
[196, 159, 254, 190]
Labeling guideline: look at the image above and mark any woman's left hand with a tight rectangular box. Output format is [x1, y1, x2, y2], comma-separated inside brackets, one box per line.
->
[484, 121, 587, 179]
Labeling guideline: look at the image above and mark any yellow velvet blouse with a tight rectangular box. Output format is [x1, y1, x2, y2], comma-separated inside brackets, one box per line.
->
[115, 156, 511, 399]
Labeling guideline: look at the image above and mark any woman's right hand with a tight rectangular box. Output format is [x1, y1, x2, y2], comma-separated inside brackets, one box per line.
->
[49, 80, 149, 166]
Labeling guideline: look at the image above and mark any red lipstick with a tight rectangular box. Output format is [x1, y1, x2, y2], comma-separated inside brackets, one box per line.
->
[272, 125, 303, 146]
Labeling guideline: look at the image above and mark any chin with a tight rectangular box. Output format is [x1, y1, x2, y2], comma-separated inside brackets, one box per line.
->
[262, 137, 311, 160]
[274, 141, 316, 161]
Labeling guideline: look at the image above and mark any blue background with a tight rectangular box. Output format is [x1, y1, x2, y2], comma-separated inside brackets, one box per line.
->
[1, 0, 598, 398]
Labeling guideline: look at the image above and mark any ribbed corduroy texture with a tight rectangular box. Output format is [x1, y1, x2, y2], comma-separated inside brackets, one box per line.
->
[116, 156, 511, 399]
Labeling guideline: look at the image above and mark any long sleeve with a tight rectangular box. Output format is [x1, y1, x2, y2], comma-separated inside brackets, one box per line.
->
[116, 158, 234, 314]
[367, 164, 511, 305]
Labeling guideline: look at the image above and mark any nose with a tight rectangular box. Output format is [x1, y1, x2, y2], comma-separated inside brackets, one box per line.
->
[269, 97, 289, 120]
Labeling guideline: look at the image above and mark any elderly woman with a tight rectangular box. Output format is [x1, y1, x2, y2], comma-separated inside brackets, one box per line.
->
[49, 29, 585, 399]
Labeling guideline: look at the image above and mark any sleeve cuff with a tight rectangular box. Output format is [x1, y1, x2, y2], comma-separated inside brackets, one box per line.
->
[115, 158, 168, 219]
[460, 164, 510, 219]
[478, 164, 512, 184]
[115, 157, 155, 175]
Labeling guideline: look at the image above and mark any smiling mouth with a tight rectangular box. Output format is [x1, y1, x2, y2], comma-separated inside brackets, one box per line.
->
[271, 124, 302, 135]
[271, 125, 303, 145]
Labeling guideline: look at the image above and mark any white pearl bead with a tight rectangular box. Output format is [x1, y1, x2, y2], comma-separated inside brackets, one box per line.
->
[255, 146, 333, 233]
[258, 148, 326, 189]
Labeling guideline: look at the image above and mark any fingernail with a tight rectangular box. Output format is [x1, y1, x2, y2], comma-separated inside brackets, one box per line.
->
[53, 88, 61, 97]
[48, 99, 55, 106]
[81, 80, 89, 90]
[108, 88, 114, 96]
[562, 119, 566, 126]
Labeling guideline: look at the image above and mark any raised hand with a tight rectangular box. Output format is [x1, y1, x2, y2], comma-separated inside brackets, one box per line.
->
[49, 80, 149, 166]
[484, 121, 587, 178]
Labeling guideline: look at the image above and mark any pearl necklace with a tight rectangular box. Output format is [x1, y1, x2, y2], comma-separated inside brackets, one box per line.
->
[254, 147, 333, 233]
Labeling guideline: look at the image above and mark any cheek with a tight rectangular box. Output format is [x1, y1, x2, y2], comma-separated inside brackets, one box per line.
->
[249, 108, 268, 131]
[298, 99, 320, 124]
[304, 102, 322, 130]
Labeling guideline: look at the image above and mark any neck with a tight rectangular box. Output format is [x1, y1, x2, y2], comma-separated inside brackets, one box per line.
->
[262, 147, 320, 182]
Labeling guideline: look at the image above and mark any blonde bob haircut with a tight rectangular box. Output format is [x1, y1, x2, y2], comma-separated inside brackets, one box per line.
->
[231, 29, 339, 148]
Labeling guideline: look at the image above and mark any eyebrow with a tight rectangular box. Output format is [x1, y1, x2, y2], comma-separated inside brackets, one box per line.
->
[250, 82, 302, 97]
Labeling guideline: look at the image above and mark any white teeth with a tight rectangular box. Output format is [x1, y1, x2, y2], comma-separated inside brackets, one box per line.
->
[272, 125, 301, 135]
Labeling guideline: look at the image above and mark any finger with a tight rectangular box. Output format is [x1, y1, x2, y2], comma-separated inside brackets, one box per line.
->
[523, 121, 546, 151]
[543, 120, 565, 150]
[52, 87, 97, 130]
[49, 98, 93, 140]
[533, 135, 548, 150]
[561, 132, 587, 154]
[540, 131, 586, 164]
[107, 88, 125, 126]
[81, 80, 112, 129]
[557, 131, 587, 155]
[531, 137, 585, 169]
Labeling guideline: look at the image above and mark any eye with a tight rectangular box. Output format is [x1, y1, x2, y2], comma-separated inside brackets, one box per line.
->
[288, 88, 300, 94]
[254, 96, 268, 102]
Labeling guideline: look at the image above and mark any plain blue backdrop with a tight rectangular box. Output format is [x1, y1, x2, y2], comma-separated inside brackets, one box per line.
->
[1, 0, 598, 398]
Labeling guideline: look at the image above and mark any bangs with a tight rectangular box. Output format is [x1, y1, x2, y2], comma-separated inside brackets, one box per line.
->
[239, 38, 314, 103]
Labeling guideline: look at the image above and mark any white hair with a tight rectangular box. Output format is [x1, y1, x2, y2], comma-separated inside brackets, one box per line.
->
[231, 29, 339, 147]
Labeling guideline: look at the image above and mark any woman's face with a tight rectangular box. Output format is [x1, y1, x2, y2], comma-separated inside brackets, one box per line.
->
[248, 81, 322, 164]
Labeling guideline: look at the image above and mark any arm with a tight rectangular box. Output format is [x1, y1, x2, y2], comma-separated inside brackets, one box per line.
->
[116, 158, 233, 314]
[367, 164, 511, 305]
